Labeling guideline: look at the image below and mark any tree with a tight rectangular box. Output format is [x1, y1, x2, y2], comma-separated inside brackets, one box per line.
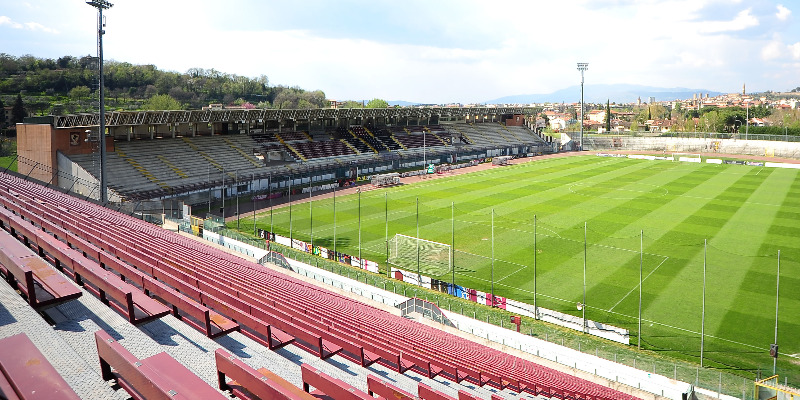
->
[141, 94, 182, 110]
[11, 94, 26, 124]
[604, 99, 611, 133]
[0, 97, 4, 128]
[68, 85, 92, 111]
[341, 100, 362, 108]
[366, 98, 389, 108]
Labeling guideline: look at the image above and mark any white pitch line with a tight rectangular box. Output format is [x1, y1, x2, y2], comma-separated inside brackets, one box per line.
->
[452, 269, 785, 353]
[497, 264, 530, 283]
[607, 255, 669, 312]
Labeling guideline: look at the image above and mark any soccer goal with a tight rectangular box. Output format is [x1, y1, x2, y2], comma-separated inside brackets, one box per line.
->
[388, 234, 451, 276]
[672, 152, 702, 163]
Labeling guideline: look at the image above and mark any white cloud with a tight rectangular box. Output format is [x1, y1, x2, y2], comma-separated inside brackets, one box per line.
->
[0, 15, 58, 33]
[789, 42, 800, 60]
[23, 22, 58, 34]
[761, 41, 784, 60]
[776, 4, 791, 21]
[0, 16, 23, 29]
[698, 8, 759, 34]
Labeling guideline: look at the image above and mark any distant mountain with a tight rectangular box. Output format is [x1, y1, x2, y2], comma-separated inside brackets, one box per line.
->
[486, 84, 724, 105]
[387, 100, 420, 107]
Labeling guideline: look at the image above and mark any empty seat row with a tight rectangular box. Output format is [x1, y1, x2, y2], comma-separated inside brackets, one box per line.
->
[0, 172, 639, 400]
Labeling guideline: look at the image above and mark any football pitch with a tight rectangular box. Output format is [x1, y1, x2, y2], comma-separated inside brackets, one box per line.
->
[252, 155, 800, 373]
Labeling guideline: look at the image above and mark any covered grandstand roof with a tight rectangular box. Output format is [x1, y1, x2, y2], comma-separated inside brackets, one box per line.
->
[51, 107, 538, 129]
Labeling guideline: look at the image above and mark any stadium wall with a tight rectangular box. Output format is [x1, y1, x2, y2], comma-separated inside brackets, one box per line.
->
[585, 136, 800, 159]
[17, 123, 114, 185]
[56, 152, 122, 202]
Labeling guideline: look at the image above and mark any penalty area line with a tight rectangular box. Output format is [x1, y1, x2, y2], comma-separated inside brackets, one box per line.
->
[607, 255, 669, 313]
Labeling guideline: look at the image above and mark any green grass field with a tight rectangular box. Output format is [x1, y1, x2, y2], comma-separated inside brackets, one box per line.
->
[246, 155, 800, 377]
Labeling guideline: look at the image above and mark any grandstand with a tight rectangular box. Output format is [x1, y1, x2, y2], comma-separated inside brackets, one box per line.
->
[0, 170, 649, 400]
[16, 107, 555, 204]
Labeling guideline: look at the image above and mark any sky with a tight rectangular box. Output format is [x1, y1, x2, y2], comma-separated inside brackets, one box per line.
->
[0, 0, 798, 104]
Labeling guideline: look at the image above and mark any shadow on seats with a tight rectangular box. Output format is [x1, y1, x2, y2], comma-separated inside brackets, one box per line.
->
[140, 318, 210, 352]
[49, 301, 125, 341]
[215, 334, 253, 359]
[0, 299, 17, 327]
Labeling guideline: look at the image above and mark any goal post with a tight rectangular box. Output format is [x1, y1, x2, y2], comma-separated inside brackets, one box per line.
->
[388, 234, 451, 276]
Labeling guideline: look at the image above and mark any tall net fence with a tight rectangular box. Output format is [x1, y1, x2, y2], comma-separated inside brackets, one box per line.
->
[242, 172, 800, 391]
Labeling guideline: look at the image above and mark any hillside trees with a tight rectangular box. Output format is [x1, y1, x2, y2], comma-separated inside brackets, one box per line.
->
[11, 94, 25, 124]
[0, 53, 326, 112]
[142, 94, 182, 110]
[366, 98, 389, 108]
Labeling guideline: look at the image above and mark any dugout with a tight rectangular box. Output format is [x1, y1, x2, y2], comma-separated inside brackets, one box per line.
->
[492, 155, 513, 165]
[371, 172, 400, 187]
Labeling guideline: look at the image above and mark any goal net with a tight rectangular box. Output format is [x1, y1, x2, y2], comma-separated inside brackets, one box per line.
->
[388, 234, 451, 276]
[672, 153, 702, 163]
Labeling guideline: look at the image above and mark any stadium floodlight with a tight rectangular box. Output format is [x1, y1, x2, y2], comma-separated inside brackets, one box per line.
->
[86, 0, 113, 203]
[86, 0, 113, 9]
[577, 62, 588, 152]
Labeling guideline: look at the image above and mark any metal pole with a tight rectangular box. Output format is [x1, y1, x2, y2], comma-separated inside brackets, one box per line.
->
[235, 170, 239, 228]
[91, 1, 111, 204]
[289, 176, 292, 244]
[268, 173, 273, 235]
[451, 201, 455, 293]
[385, 192, 389, 277]
[639, 229, 643, 350]
[745, 100, 749, 140]
[491, 208, 495, 307]
[416, 197, 421, 284]
[774, 250, 780, 375]
[309, 173, 313, 250]
[701, 239, 707, 368]
[583, 221, 587, 332]
[577, 63, 588, 152]
[534, 214, 537, 319]
[333, 185, 336, 257]
[221, 167, 225, 217]
[252, 173, 256, 235]
[207, 164, 211, 213]
[358, 188, 362, 265]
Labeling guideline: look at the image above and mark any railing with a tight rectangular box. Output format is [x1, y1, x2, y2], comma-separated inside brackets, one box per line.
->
[396, 297, 456, 328]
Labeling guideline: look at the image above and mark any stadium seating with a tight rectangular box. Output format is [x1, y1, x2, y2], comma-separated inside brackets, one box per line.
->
[0, 227, 81, 309]
[0, 171, 640, 400]
[215, 348, 315, 400]
[95, 330, 227, 399]
[366, 374, 417, 400]
[300, 364, 373, 400]
[65, 121, 549, 202]
[0, 333, 82, 400]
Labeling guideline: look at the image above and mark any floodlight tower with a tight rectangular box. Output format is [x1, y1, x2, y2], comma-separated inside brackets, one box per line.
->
[87, 0, 113, 203]
[577, 63, 589, 151]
